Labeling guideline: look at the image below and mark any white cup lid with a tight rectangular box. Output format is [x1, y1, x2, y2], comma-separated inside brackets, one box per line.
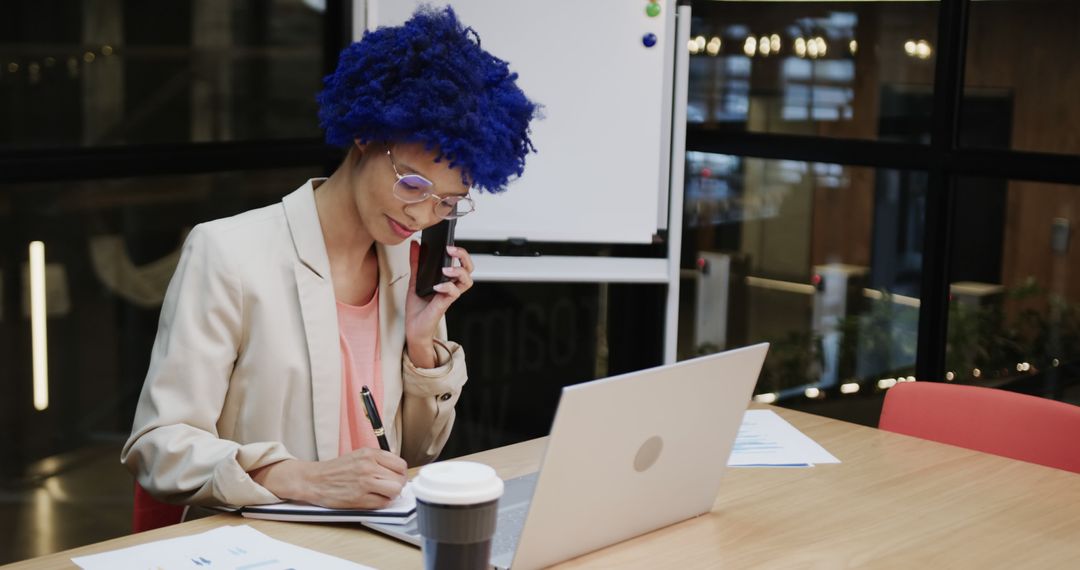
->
[412, 461, 504, 505]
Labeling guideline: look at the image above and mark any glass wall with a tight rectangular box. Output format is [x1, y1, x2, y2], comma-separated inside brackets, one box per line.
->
[679, 154, 923, 423]
[688, 1, 939, 142]
[688, 0, 1080, 421]
[0, 1, 331, 562]
[945, 178, 1079, 402]
[2, 167, 318, 447]
[0, 0, 325, 149]
[0, 166, 323, 561]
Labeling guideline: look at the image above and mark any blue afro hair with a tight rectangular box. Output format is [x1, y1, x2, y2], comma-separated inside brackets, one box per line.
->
[317, 6, 539, 193]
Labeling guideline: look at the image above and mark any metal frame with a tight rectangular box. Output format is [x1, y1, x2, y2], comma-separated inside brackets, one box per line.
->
[917, 0, 970, 384]
[685, 0, 1080, 383]
[664, 1, 693, 364]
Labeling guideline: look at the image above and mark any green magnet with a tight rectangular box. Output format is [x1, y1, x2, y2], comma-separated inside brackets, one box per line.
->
[646, 3, 661, 17]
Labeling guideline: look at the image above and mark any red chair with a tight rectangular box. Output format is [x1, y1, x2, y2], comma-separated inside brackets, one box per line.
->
[132, 482, 185, 533]
[879, 381, 1080, 474]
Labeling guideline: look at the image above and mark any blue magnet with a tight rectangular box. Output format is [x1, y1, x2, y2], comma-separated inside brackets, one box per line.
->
[642, 33, 658, 48]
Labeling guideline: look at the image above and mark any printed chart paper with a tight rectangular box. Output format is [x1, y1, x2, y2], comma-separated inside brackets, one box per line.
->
[728, 409, 841, 467]
[72, 524, 373, 570]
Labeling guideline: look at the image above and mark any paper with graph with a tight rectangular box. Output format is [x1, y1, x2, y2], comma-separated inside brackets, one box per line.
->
[728, 409, 841, 467]
[72, 524, 372, 570]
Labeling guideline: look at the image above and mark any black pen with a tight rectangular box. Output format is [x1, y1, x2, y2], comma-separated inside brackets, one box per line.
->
[360, 385, 391, 452]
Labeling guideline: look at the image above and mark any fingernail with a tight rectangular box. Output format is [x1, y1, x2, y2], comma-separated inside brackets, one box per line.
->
[441, 267, 454, 276]
[434, 283, 449, 292]
[446, 245, 458, 254]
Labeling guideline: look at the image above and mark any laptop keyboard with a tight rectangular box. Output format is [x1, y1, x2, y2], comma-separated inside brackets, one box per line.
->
[491, 500, 529, 557]
[490, 472, 540, 560]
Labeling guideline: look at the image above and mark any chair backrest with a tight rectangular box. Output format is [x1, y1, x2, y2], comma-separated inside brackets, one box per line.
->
[132, 482, 185, 533]
[879, 381, 1080, 474]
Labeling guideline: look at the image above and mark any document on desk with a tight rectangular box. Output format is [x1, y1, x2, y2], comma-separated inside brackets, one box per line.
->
[72, 524, 373, 570]
[727, 409, 841, 467]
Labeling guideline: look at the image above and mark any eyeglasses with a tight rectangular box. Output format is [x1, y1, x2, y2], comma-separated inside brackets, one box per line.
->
[386, 148, 475, 220]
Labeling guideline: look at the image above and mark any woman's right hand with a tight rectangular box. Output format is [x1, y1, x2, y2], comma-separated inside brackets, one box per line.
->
[251, 448, 407, 509]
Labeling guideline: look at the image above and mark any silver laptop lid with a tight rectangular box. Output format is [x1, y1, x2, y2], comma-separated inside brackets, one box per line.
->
[510, 343, 769, 570]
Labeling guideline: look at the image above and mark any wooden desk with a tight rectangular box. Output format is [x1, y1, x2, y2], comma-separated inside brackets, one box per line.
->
[6, 406, 1080, 569]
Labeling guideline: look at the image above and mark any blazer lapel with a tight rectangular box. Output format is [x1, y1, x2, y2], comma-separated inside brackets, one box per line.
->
[283, 181, 341, 461]
[377, 240, 411, 454]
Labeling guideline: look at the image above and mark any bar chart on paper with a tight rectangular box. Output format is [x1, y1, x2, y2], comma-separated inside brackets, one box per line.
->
[71, 525, 373, 570]
[727, 410, 841, 467]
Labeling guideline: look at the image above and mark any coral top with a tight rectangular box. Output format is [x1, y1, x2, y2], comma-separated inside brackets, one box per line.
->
[336, 289, 384, 456]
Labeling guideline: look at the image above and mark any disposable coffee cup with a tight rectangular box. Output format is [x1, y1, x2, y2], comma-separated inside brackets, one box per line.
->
[412, 461, 504, 570]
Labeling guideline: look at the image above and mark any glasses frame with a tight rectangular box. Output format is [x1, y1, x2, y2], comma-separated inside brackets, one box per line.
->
[386, 148, 475, 220]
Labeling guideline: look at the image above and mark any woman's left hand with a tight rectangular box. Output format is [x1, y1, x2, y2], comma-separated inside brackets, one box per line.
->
[404, 241, 474, 368]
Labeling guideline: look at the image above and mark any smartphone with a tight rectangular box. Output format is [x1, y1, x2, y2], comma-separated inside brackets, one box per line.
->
[415, 219, 457, 297]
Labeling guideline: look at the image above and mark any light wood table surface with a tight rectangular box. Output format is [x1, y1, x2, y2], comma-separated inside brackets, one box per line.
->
[6, 405, 1080, 569]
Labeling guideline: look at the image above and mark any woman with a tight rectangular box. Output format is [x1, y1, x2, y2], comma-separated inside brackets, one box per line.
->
[121, 7, 537, 511]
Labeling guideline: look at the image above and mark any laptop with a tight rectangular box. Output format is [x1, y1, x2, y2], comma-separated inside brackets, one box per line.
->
[365, 343, 769, 569]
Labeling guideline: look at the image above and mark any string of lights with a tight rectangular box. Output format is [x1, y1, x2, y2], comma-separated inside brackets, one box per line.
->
[687, 34, 933, 61]
[1, 45, 116, 84]
[751, 358, 1068, 403]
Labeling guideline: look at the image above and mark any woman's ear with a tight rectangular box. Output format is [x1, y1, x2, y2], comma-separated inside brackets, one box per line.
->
[350, 139, 368, 165]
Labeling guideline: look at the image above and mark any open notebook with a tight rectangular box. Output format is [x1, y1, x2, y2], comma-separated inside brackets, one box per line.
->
[236, 483, 416, 525]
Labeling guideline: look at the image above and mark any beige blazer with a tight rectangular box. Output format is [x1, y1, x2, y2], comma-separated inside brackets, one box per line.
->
[121, 180, 468, 507]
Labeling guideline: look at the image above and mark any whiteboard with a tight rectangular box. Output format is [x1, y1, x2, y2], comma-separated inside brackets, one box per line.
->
[366, 0, 675, 244]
